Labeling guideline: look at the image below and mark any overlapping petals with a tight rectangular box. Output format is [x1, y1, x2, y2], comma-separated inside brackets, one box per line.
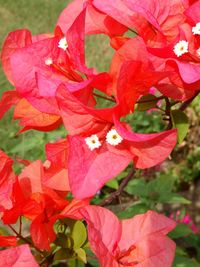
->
[81, 206, 176, 267]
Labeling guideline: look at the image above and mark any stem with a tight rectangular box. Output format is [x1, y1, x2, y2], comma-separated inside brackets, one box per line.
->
[180, 92, 199, 111]
[8, 224, 43, 255]
[136, 96, 164, 104]
[164, 97, 173, 130]
[39, 254, 55, 266]
[128, 28, 138, 35]
[93, 92, 116, 103]
[19, 216, 22, 236]
[100, 167, 135, 207]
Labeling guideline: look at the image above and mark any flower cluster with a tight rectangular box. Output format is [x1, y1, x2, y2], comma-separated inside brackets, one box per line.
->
[0, 0, 199, 266]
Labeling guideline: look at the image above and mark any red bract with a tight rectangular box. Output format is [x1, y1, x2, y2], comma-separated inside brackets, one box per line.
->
[81, 206, 176, 267]
[92, 0, 200, 101]
[0, 245, 38, 267]
[0, 150, 15, 211]
[0, 235, 17, 247]
[1, 7, 110, 119]
[0, 91, 20, 120]
[57, 0, 127, 36]
[93, 0, 189, 45]
[13, 98, 62, 133]
[56, 85, 177, 199]
[1, 151, 89, 250]
[109, 38, 166, 111]
[1, 29, 32, 85]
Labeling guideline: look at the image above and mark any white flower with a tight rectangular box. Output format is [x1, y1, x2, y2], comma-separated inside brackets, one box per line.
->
[45, 58, 53, 66]
[192, 22, 200, 35]
[58, 37, 68, 51]
[106, 129, 123, 146]
[85, 135, 101, 151]
[173, 40, 189, 57]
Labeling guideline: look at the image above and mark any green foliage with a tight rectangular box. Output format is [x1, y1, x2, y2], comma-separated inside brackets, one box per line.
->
[124, 109, 165, 134]
[169, 224, 194, 239]
[171, 110, 189, 144]
[135, 94, 159, 111]
[53, 219, 88, 265]
[173, 255, 200, 267]
[124, 175, 190, 208]
[118, 203, 149, 219]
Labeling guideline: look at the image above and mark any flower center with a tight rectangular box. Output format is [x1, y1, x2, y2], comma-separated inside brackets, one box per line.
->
[106, 129, 123, 146]
[58, 37, 68, 51]
[85, 134, 101, 151]
[173, 40, 189, 57]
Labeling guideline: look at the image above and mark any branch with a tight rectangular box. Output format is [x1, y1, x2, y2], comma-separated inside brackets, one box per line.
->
[180, 92, 199, 111]
[93, 92, 116, 103]
[8, 224, 43, 255]
[100, 167, 135, 207]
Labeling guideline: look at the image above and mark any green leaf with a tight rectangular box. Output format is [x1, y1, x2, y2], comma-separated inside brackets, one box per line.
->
[75, 248, 87, 263]
[169, 224, 193, 239]
[106, 178, 119, 190]
[71, 221, 87, 249]
[147, 175, 174, 196]
[173, 255, 200, 267]
[135, 94, 158, 111]
[118, 203, 149, 219]
[85, 249, 100, 267]
[54, 233, 74, 249]
[54, 248, 74, 261]
[125, 179, 148, 197]
[159, 193, 191, 204]
[171, 110, 189, 144]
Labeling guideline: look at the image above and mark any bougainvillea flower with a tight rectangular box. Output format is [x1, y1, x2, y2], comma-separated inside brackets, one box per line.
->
[1, 152, 89, 250]
[0, 235, 17, 247]
[1, 29, 32, 85]
[0, 91, 20, 120]
[56, 85, 177, 198]
[18, 157, 70, 194]
[93, 0, 189, 46]
[81, 206, 176, 267]
[185, 0, 200, 23]
[13, 98, 62, 133]
[147, 26, 200, 99]
[0, 150, 15, 211]
[0, 245, 39, 267]
[57, 0, 127, 36]
[108, 37, 166, 107]
[1, 7, 110, 118]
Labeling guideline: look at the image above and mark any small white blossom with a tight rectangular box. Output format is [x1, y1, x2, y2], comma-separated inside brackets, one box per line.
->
[58, 37, 68, 51]
[192, 22, 200, 35]
[45, 58, 53, 66]
[106, 129, 123, 146]
[85, 135, 101, 151]
[173, 40, 189, 57]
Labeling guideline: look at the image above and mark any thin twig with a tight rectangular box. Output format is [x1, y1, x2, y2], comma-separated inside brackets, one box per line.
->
[100, 167, 136, 207]
[136, 96, 164, 104]
[19, 216, 22, 236]
[164, 97, 173, 130]
[180, 92, 199, 111]
[128, 28, 138, 35]
[93, 92, 116, 103]
[8, 224, 43, 254]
